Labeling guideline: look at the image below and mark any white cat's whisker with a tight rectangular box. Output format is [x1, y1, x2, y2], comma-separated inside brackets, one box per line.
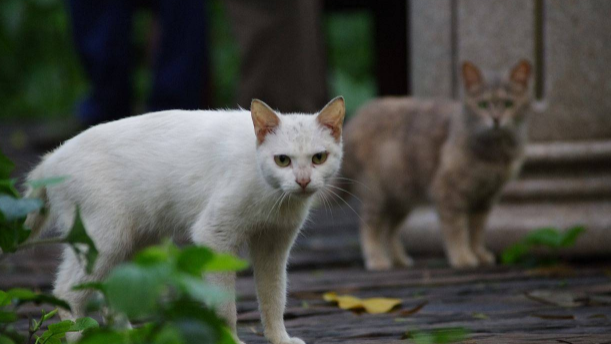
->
[324, 188, 374, 233]
[334, 176, 371, 191]
[326, 184, 363, 204]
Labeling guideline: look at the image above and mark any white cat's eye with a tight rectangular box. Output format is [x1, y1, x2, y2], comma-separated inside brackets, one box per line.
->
[478, 101, 489, 109]
[504, 100, 514, 108]
[274, 155, 291, 167]
[312, 152, 328, 165]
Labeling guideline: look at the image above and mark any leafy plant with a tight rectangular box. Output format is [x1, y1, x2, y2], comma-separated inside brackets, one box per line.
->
[1, 149, 247, 343]
[501, 226, 586, 266]
[404, 327, 469, 344]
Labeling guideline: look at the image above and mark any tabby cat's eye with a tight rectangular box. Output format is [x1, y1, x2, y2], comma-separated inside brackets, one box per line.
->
[477, 101, 489, 109]
[312, 152, 328, 165]
[274, 155, 291, 167]
[504, 100, 514, 108]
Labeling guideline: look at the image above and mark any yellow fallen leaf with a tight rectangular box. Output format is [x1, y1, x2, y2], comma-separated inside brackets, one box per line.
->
[322, 292, 402, 314]
[361, 298, 402, 314]
[323, 292, 338, 302]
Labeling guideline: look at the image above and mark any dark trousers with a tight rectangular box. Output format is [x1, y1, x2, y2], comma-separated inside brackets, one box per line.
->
[67, 0, 208, 125]
[225, 0, 328, 113]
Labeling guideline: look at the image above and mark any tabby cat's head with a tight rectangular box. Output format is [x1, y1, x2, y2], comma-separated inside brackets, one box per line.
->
[250, 97, 345, 197]
[461, 60, 532, 133]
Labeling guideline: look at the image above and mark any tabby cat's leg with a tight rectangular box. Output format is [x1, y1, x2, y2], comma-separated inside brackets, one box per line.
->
[359, 206, 393, 271]
[437, 208, 479, 268]
[387, 214, 414, 268]
[469, 211, 496, 265]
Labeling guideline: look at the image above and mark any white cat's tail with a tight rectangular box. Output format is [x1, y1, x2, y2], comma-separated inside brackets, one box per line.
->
[23, 158, 51, 240]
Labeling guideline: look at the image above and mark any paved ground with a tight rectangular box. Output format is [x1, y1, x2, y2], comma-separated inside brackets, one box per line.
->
[2, 123, 611, 343]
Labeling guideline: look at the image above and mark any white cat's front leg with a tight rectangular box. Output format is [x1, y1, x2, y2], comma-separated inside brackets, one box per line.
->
[249, 230, 304, 344]
[190, 217, 242, 342]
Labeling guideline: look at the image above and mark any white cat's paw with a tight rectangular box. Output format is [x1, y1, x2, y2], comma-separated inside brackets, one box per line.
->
[276, 337, 306, 344]
[474, 248, 496, 265]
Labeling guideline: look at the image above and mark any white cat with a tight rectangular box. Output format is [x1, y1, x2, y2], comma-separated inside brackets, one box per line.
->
[24, 97, 346, 344]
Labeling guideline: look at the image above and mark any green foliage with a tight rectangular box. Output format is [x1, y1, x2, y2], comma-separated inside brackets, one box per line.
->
[35, 317, 98, 344]
[0, 155, 14, 180]
[501, 226, 586, 266]
[325, 11, 377, 116]
[25, 177, 68, 189]
[0, 0, 87, 120]
[64, 208, 98, 274]
[2, 289, 69, 311]
[0, 196, 44, 222]
[405, 327, 469, 344]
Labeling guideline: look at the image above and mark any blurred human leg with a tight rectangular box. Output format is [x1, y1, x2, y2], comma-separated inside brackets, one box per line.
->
[147, 0, 209, 112]
[67, 0, 134, 125]
[225, 0, 328, 113]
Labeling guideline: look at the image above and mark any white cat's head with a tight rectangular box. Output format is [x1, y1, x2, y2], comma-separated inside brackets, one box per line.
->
[251, 97, 345, 197]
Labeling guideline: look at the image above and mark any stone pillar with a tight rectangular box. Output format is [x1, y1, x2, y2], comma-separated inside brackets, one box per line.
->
[410, 0, 453, 98]
[532, 0, 611, 141]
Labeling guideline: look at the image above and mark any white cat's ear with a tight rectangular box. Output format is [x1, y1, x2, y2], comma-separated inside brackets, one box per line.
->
[317, 96, 345, 142]
[509, 59, 532, 92]
[462, 61, 484, 94]
[251, 99, 280, 144]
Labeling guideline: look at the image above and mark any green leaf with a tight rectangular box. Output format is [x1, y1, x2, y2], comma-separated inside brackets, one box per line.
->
[176, 246, 213, 275]
[0, 150, 14, 180]
[47, 319, 74, 333]
[560, 226, 585, 247]
[77, 330, 127, 344]
[0, 179, 19, 198]
[501, 242, 530, 265]
[0, 311, 17, 323]
[64, 207, 98, 274]
[7, 288, 70, 310]
[218, 327, 238, 344]
[406, 327, 469, 344]
[38, 320, 74, 344]
[25, 176, 68, 189]
[173, 319, 216, 344]
[204, 253, 248, 272]
[41, 309, 59, 322]
[7, 288, 36, 299]
[0, 334, 16, 344]
[176, 275, 229, 306]
[524, 228, 563, 248]
[0, 195, 43, 221]
[153, 325, 183, 344]
[105, 264, 166, 319]
[0, 290, 11, 306]
[134, 244, 174, 266]
[69, 317, 99, 333]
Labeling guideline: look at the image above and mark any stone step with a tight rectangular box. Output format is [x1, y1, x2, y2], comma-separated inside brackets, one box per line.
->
[525, 139, 611, 165]
[401, 201, 611, 257]
[521, 140, 611, 178]
[501, 175, 611, 202]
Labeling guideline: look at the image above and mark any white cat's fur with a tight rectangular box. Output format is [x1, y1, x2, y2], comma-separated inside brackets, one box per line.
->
[24, 98, 345, 344]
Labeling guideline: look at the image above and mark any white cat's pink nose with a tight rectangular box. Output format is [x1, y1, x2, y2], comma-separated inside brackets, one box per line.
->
[296, 177, 311, 190]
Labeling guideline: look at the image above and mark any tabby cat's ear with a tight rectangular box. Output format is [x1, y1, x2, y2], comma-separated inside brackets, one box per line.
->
[251, 99, 280, 144]
[509, 59, 532, 92]
[317, 96, 346, 142]
[462, 61, 484, 94]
